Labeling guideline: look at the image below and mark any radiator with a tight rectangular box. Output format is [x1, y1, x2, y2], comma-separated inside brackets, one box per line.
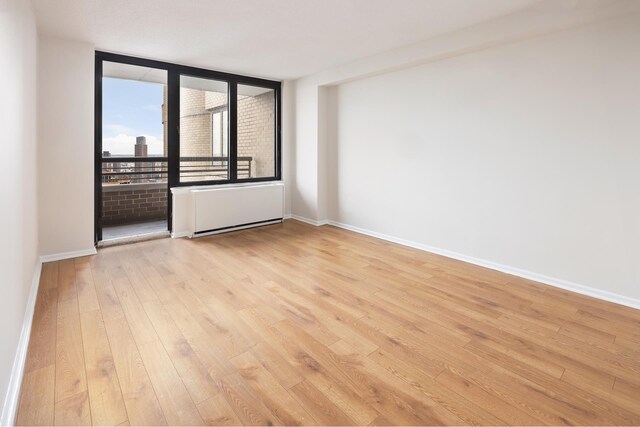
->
[184, 183, 284, 236]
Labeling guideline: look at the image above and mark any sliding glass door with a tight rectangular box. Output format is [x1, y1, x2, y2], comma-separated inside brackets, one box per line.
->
[96, 60, 168, 242]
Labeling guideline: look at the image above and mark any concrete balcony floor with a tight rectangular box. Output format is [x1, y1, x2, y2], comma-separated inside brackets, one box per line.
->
[102, 219, 168, 241]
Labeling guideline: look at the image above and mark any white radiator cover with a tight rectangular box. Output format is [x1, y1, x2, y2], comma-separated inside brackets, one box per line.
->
[171, 182, 284, 237]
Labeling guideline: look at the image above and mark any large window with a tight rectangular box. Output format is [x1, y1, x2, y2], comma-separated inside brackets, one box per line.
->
[175, 73, 281, 185]
[97, 52, 281, 182]
[95, 52, 282, 240]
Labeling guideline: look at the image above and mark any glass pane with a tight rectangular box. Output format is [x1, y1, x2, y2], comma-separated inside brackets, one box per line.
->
[180, 75, 229, 182]
[101, 61, 168, 233]
[237, 84, 276, 179]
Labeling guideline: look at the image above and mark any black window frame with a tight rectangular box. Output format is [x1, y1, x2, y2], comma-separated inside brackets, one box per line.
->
[177, 73, 232, 183]
[235, 82, 279, 182]
[94, 51, 282, 244]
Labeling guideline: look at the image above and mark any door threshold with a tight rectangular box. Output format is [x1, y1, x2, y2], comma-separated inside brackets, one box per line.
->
[98, 230, 170, 248]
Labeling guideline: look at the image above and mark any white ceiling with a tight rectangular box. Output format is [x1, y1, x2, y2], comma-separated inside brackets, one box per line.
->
[31, 0, 540, 80]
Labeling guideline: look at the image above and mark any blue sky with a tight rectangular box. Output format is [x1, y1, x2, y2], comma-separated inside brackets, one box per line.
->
[102, 77, 165, 155]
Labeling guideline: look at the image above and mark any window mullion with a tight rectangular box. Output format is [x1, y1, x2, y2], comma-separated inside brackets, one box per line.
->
[168, 68, 180, 189]
[229, 81, 238, 182]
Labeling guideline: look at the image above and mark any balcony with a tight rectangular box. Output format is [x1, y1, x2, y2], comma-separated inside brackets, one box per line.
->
[100, 156, 252, 240]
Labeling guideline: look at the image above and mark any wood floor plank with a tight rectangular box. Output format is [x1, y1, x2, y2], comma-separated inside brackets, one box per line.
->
[110, 269, 159, 345]
[438, 297, 640, 381]
[246, 341, 303, 390]
[162, 299, 236, 377]
[102, 316, 167, 426]
[143, 299, 220, 404]
[230, 351, 316, 425]
[561, 370, 640, 415]
[218, 373, 282, 426]
[92, 267, 126, 322]
[40, 261, 59, 291]
[434, 369, 541, 425]
[269, 320, 381, 425]
[561, 368, 615, 394]
[55, 313, 88, 402]
[614, 376, 640, 396]
[265, 282, 376, 354]
[80, 309, 128, 426]
[267, 321, 380, 425]
[157, 276, 256, 360]
[119, 256, 160, 304]
[464, 341, 640, 425]
[367, 346, 517, 425]
[289, 380, 355, 426]
[54, 390, 92, 426]
[203, 267, 262, 310]
[136, 339, 204, 425]
[16, 365, 55, 426]
[57, 259, 77, 302]
[327, 340, 468, 425]
[196, 394, 243, 426]
[75, 257, 100, 314]
[17, 220, 640, 426]
[24, 288, 58, 373]
[413, 297, 627, 385]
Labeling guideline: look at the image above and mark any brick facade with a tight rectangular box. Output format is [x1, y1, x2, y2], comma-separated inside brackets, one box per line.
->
[102, 183, 167, 225]
[238, 90, 275, 177]
[162, 86, 275, 179]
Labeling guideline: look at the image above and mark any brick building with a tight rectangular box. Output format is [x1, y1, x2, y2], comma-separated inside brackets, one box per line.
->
[162, 85, 275, 180]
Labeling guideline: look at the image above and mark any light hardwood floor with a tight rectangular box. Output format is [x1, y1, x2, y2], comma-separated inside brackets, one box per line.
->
[16, 220, 640, 425]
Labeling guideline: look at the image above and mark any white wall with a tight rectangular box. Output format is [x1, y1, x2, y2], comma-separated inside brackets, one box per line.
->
[326, 15, 640, 302]
[292, 0, 640, 224]
[282, 80, 295, 216]
[0, 0, 39, 421]
[292, 79, 320, 220]
[38, 37, 95, 256]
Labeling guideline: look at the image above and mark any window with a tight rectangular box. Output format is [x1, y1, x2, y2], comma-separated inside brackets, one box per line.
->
[175, 73, 280, 184]
[237, 84, 276, 179]
[179, 75, 229, 182]
[96, 51, 282, 240]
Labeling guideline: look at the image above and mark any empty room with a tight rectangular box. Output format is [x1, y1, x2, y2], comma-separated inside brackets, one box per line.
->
[1, 0, 639, 425]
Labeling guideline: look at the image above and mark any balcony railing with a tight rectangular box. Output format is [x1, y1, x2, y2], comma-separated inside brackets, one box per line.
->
[101, 156, 252, 185]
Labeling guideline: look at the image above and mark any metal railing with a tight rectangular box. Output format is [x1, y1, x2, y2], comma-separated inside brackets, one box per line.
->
[101, 156, 252, 184]
[179, 156, 252, 181]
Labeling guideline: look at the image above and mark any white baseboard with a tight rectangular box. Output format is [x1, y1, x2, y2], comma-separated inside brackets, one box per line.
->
[289, 217, 640, 310]
[0, 260, 43, 426]
[289, 214, 329, 226]
[39, 247, 97, 263]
